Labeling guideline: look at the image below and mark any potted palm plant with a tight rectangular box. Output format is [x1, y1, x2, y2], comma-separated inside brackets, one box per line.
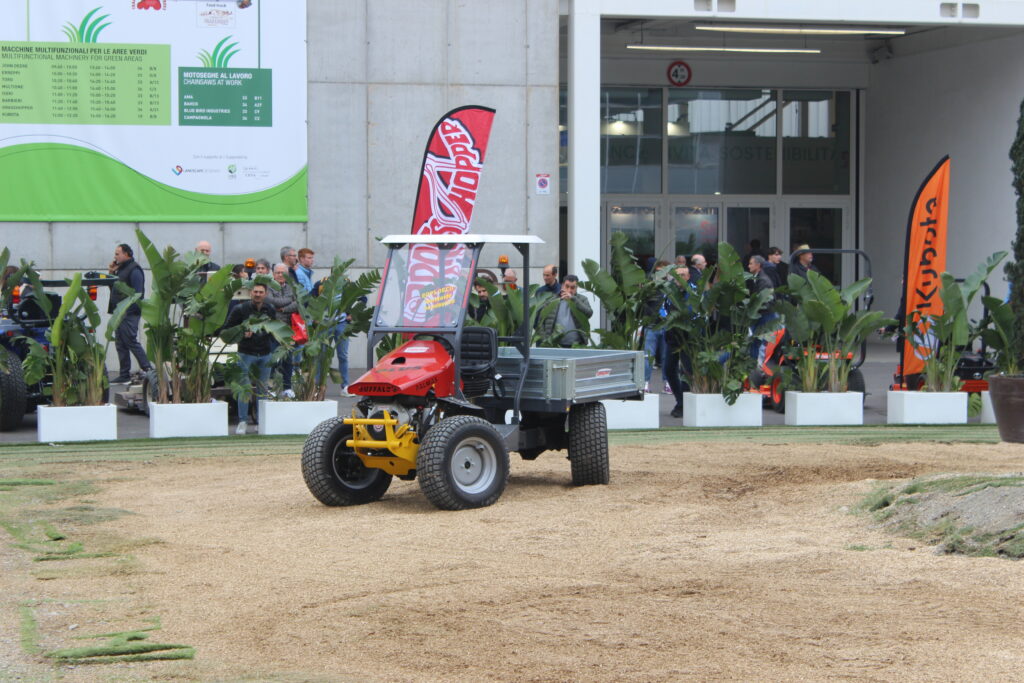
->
[135, 228, 240, 438]
[662, 243, 771, 427]
[580, 232, 660, 429]
[257, 259, 378, 435]
[888, 253, 1005, 424]
[774, 270, 893, 426]
[22, 270, 139, 442]
[987, 98, 1024, 442]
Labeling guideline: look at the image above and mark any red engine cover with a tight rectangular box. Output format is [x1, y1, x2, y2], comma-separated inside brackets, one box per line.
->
[348, 340, 455, 398]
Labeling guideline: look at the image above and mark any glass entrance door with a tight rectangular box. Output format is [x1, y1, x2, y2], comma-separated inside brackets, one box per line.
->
[671, 203, 720, 264]
[786, 205, 847, 285]
[605, 201, 658, 270]
[725, 205, 772, 264]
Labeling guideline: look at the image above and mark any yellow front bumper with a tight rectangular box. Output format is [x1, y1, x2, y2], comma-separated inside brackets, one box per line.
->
[344, 410, 419, 477]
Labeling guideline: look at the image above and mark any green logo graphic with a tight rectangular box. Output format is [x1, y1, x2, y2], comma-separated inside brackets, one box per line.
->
[63, 7, 112, 43]
[228, 164, 237, 174]
[198, 36, 240, 67]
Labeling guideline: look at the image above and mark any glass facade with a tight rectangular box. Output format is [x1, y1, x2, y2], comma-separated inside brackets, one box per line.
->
[668, 89, 777, 195]
[782, 91, 851, 195]
[559, 87, 853, 197]
[600, 88, 663, 194]
[560, 86, 855, 281]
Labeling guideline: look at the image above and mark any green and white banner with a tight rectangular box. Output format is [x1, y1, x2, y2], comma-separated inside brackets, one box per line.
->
[0, 0, 307, 221]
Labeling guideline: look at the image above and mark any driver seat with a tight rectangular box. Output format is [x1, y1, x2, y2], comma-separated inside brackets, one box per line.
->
[459, 326, 498, 398]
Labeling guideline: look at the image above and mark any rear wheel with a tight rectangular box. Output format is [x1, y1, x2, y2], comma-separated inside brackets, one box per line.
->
[302, 418, 393, 506]
[568, 402, 609, 485]
[770, 374, 786, 413]
[0, 347, 27, 431]
[418, 415, 509, 510]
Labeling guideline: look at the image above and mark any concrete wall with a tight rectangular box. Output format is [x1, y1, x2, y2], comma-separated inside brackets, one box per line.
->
[1, 0, 561, 370]
[864, 31, 1024, 317]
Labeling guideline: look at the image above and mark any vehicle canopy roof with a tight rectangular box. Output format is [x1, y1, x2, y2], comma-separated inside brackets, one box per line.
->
[380, 234, 545, 246]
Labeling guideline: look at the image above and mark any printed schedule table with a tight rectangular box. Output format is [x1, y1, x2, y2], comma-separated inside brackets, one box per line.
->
[0, 42, 170, 125]
[178, 68, 272, 127]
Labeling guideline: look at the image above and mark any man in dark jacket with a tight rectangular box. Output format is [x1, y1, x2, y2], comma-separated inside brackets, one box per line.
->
[747, 255, 777, 364]
[536, 264, 560, 297]
[108, 243, 151, 383]
[664, 266, 698, 418]
[223, 281, 277, 433]
[763, 246, 787, 288]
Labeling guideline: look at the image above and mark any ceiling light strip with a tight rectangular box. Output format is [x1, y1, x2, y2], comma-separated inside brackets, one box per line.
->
[626, 45, 821, 54]
[694, 25, 905, 36]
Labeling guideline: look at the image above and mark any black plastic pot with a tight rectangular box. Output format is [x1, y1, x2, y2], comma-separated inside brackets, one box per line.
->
[988, 374, 1024, 443]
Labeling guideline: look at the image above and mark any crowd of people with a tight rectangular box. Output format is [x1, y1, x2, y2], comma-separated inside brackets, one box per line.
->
[103, 237, 824, 428]
[642, 243, 821, 418]
[107, 240, 354, 434]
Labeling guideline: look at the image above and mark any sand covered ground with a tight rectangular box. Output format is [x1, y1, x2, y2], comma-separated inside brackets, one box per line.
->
[2, 439, 1024, 681]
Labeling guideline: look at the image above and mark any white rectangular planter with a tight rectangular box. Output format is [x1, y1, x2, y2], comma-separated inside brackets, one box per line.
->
[149, 401, 228, 438]
[259, 399, 339, 435]
[980, 391, 996, 424]
[601, 394, 660, 430]
[785, 391, 863, 426]
[682, 392, 762, 428]
[886, 391, 967, 424]
[37, 404, 117, 442]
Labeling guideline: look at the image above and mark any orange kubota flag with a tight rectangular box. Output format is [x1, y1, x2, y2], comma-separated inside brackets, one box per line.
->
[900, 156, 951, 381]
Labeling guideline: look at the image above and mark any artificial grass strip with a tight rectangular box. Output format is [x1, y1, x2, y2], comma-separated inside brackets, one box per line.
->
[46, 641, 195, 660]
[18, 603, 40, 655]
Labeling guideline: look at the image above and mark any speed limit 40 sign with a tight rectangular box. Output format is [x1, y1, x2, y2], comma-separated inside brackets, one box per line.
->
[667, 60, 692, 87]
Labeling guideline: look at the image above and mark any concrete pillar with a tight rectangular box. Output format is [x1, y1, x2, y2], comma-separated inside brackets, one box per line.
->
[567, 0, 601, 277]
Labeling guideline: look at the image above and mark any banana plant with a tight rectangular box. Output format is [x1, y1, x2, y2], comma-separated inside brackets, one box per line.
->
[905, 251, 1006, 392]
[136, 228, 240, 404]
[980, 293, 1020, 376]
[579, 231, 658, 350]
[660, 242, 773, 404]
[776, 269, 894, 393]
[0, 249, 31, 314]
[22, 271, 139, 407]
[289, 259, 380, 401]
[468, 278, 526, 339]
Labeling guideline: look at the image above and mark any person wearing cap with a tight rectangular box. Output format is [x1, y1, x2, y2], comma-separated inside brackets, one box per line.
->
[789, 244, 820, 280]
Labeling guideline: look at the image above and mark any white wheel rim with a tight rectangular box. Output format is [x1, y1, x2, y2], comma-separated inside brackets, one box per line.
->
[449, 436, 497, 494]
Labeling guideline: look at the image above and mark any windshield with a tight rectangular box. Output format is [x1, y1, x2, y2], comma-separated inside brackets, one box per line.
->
[375, 242, 477, 329]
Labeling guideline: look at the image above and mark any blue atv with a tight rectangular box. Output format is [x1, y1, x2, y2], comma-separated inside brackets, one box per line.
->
[0, 274, 113, 430]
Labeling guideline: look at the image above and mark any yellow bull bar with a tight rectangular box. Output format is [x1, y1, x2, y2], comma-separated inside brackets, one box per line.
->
[344, 410, 419, 477]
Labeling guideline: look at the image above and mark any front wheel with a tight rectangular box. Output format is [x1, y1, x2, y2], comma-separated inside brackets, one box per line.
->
[302, 418, 393, 506]
[568, 402, 609, 485]
[418, 415, 509, 510]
